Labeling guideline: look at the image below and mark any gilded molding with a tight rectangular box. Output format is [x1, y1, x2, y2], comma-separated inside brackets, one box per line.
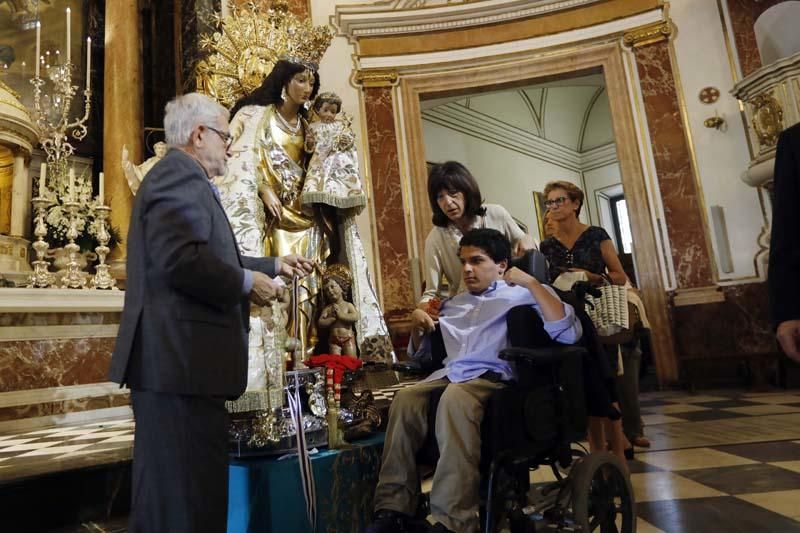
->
[749, 92, 784, 150]
[0, 79, 21, 100]
[354, 69, 399, 87]
[623, 21, 672, 48]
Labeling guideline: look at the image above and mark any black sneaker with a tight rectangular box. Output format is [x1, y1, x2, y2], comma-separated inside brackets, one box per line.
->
[427, 523, 456, 533]
[364, 510, 417, 533]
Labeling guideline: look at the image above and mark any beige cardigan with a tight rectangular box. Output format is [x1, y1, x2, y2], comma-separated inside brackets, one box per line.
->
[420, 204, 528, 303]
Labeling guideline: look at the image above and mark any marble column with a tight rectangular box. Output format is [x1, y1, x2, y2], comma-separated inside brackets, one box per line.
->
[10, 152, 30, 238]
[104, 0, 142, 265]
[631, 39, 714, 289]
[360, 82, 416, 320]
[726, 0, 784, 77]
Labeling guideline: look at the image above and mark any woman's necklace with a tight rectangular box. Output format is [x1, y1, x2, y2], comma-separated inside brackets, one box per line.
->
[275, 108, 301, 135]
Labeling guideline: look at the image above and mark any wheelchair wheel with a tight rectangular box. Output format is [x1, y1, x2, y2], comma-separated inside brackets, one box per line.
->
[569, 452, 635, 533]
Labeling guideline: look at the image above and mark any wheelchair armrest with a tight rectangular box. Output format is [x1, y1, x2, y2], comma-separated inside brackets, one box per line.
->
[499, 345, 588, 365]
[392, 360, 431, 375]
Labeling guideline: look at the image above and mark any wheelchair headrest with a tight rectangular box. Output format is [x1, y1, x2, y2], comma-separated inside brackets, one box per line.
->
[509, 250, 549, 284]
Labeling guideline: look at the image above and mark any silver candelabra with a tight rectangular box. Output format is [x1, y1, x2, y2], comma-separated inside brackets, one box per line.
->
[27, 196, 55, 288]
[60, 200, 86, 289]
[89, 205, 117, 290]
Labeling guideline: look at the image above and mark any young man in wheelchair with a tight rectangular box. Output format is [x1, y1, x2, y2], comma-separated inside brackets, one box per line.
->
[367, 229, 583, 533]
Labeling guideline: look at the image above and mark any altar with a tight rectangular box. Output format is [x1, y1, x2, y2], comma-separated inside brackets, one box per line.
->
[227, 433, 384, 533]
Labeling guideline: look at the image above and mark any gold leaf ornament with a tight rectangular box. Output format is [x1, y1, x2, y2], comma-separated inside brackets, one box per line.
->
[197, 0, 334, 108]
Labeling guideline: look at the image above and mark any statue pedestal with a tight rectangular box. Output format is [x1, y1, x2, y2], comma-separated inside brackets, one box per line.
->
[0, 234, 31, 286]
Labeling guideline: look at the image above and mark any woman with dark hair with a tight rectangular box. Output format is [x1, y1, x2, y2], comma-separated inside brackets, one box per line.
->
[215, 59, 392, 368]
[418, 161, 536, 309]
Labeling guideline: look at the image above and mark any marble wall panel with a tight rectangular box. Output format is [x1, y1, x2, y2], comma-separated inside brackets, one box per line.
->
[362, 86, 415, 319]
[0, 312, 121, 328]
[0, 393, 129, 423]
[672, 282, 774, 359]
[726, 0, 785, 77]
[0, 337, 116, 392]
[634, 41, 714, 289]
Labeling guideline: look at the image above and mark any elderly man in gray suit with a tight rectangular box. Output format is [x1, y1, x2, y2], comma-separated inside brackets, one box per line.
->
[109, 93, 313, 533]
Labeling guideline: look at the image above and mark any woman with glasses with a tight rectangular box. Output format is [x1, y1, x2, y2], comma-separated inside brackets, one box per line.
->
[415, 162, 536, 322]
[539, 180, 636, 468]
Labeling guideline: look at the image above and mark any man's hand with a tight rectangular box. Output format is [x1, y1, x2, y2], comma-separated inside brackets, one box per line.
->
[278, 254, 315, 278]
[411, 308, 436, 334]
[417, 298, 441, 320]
[777, 320, 800, 362]
[249, 271, 282, 306]
[503, 267, 536, 289]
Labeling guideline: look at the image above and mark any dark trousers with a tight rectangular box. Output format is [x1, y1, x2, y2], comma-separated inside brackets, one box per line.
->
[129, 390, 229, 533]
[616, 341, 644, 440]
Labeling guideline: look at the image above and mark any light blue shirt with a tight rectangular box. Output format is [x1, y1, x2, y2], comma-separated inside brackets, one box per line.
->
[411, 280, 582, 383]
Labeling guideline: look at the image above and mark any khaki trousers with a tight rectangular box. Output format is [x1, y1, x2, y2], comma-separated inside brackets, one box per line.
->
[373, 377, 506, 533]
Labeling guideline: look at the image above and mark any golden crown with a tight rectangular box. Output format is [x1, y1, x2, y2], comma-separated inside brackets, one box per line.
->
[197, 0, 333, 108]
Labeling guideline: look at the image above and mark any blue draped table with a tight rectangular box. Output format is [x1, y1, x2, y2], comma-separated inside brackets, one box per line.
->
[227, 433, 385, 533]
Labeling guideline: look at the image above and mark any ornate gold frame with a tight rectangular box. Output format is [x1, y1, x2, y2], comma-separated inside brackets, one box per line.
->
[392, 41, 679, 384]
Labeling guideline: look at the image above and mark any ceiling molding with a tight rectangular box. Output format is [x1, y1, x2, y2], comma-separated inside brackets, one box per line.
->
[358, 9, 663, 69]
[578, 87, 605, 152]
[333, 0, 606, 41]
[517, 89, 543, 135]
[422, 102, 618, 172]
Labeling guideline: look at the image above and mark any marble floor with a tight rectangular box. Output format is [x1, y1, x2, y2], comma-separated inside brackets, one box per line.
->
[2, 388, 800, 532]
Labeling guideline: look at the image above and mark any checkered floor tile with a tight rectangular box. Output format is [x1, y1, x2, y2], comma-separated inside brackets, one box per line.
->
[3, 386, 800, 532]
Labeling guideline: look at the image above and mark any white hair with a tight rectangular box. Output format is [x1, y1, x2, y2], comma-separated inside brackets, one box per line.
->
[164, 93, 230, 147]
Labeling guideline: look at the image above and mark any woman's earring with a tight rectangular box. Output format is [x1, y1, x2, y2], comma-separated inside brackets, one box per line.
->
[281, 87, 287, 101]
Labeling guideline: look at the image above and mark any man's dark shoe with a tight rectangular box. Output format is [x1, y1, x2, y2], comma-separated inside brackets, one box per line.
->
[365, 509, 418, 533]
[428, 523, 456, 533]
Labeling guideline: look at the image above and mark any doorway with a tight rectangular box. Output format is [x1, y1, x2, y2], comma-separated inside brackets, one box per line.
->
[396, 42, 678, 384]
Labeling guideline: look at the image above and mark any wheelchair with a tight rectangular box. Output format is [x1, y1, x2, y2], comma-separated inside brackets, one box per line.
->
[396, 252, 636, 533]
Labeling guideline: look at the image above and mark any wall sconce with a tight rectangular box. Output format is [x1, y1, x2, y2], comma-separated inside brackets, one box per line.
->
[704, 110, 726, 131]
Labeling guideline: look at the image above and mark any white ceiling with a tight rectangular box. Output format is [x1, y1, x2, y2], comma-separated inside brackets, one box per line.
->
[421, 73, 614, 153]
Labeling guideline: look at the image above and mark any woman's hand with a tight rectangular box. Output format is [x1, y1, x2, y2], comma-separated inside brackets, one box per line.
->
[568, 268, 605, 285]
[259, 187, 283, 221]
[411, 308, 436, 334]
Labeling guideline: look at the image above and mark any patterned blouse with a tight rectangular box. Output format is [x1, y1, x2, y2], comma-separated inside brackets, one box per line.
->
[540, 226, 612, 284]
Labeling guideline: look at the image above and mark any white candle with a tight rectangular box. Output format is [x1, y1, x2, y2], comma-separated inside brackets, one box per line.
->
[86, 37, 91, 89]
[66, 8, 71, 63]
[68, 168, 75, 202]
[35, 21, 40, 77]
[98, 172, 104, 205]
[39, 163, 47, 197]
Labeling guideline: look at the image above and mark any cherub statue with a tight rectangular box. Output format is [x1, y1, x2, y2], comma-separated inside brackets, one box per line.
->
[318, 263, 359, 357]
[121, 141, 168, 195]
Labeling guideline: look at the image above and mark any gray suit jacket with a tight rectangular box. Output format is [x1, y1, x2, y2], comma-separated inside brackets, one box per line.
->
[109, 149, 277, 397]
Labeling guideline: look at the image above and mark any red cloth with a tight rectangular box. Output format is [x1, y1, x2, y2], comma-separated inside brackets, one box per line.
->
[306, 355, 362, 384]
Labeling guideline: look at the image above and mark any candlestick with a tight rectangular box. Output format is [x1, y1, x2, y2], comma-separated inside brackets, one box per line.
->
[28, 197, 55, 288]
[98, 171, 104, 205]
[68, 168, 75, 202]
[39, 162, 47, 197]
[66, 8, 71, 63]
[35, 21, 40, 77]
[86, 37, 91, 90]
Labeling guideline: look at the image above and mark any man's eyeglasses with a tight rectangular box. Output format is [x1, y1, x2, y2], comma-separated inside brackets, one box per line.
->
[544, 196, 569, 209]
[204, 125, 233, 148]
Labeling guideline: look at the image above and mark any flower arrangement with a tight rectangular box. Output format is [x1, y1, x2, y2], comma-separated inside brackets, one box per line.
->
[37, 166, 121, 253]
